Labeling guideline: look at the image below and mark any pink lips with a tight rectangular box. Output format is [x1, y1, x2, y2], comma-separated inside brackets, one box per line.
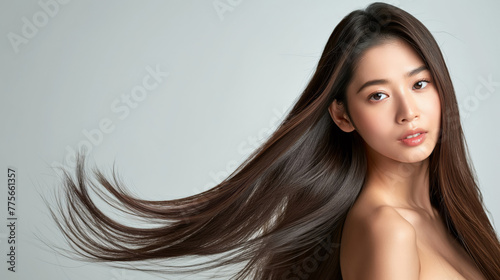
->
[400, 132, 426, 146]
[399, 128, 427, 140]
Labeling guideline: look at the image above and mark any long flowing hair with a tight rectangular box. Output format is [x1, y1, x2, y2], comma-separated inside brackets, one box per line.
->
[42, 2, 500, 279]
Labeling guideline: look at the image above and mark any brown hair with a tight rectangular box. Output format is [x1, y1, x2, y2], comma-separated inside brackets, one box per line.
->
[41, 2, 500, 279]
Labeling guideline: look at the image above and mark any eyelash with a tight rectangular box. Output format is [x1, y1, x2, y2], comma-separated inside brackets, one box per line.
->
[368, 78, 431, 102]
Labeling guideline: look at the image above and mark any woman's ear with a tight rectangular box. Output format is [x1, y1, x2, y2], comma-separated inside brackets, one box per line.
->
[328, 100, 355, 132]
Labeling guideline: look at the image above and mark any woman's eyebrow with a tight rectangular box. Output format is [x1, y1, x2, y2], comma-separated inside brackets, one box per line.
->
[356, 65, 428, 94]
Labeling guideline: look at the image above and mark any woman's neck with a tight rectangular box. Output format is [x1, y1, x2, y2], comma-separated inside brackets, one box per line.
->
[363, 152, 435, 218]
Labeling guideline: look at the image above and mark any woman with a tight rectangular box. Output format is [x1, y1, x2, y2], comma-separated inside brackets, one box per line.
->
[44, 2, 500, 279]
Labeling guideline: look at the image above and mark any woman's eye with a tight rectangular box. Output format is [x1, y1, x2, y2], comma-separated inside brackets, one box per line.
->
[413, 80, 429, 90]
[369, 92, 388, 101]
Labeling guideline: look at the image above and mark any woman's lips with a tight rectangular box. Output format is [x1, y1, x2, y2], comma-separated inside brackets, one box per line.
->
[399, 128, 427, 140]
[399, 132, 426, 146]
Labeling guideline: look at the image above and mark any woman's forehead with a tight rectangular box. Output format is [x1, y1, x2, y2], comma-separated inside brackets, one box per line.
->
[348, 39, 426, 90]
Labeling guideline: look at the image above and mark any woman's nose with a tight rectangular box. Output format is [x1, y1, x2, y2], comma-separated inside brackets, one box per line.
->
[396, 92, 420, 124]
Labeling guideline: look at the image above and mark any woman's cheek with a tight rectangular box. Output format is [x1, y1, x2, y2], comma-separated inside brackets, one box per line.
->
[354, 109, 391, 144]
[428, 95, 442, 144]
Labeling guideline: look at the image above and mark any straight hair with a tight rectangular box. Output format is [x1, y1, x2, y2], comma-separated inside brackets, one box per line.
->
[42, 2, 500, 279]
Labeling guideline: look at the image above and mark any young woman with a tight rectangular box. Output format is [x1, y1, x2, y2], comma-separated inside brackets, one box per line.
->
[44, 2, 500, 279]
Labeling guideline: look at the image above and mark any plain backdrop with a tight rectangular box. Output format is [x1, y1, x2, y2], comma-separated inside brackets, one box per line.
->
[1, 0, 499, 279]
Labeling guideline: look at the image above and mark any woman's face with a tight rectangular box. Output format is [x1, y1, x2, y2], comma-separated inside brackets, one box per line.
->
[330, 38, 441, 164]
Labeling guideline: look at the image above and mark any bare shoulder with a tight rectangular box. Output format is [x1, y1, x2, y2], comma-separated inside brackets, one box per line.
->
[340, 205, 420, 280]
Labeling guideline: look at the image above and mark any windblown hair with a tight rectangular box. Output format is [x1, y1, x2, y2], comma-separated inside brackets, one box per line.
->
[43, 2, 500, 279]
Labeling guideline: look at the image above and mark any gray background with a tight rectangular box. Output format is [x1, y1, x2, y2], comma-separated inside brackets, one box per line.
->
[1, 0, 499, 279]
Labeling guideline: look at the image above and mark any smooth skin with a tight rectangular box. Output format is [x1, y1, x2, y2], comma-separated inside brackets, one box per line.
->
[329, 38, 486, 279]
